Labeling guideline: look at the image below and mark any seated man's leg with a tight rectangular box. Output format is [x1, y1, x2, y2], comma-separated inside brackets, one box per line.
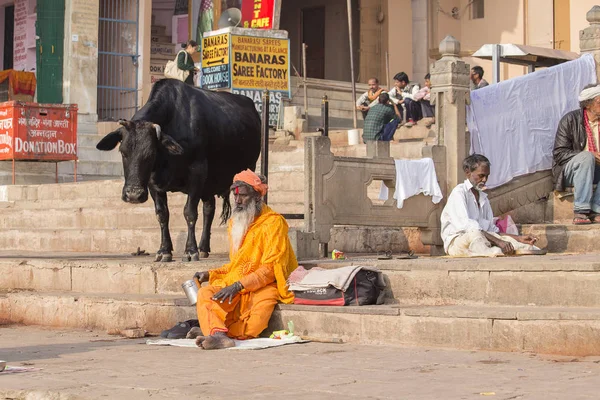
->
[227, 284, 279, 339]
[590, 164, 600, 217]
[196, 285, 240, 337]
[421, 100, 435, 118]
[448, 229, 503, 257]
[404, 98, 423, 124]
[563, 152, 596, 218]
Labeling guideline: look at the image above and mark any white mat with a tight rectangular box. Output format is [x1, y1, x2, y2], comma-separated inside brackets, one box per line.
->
[146, 336, 307, 350]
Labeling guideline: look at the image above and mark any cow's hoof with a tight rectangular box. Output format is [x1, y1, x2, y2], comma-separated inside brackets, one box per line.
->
[200, 251, 209, 259]
[182, 252, 200, 262]
[155, 253, 173, 262]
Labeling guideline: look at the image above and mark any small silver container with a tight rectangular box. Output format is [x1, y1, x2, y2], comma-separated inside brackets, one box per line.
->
[182, 279, 199, 306]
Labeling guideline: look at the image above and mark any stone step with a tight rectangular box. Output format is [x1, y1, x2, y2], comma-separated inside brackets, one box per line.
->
[151, 25, 166, 36]
[77, 146, 122, 163]
[522, 223, 600, 253]
[0, 223, 418, 254]
[0, 173, 305, 202]
[2, 254, 597, 307]
[151, 35, 172, 44]
[0, 201, 304, 230]
[2, 290, 598, 355]
[0, 189, 304, 211]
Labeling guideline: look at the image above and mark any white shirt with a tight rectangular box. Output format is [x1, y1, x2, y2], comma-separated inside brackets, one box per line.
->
[440, 179, 499, 252]
[356, 90, 387, 109]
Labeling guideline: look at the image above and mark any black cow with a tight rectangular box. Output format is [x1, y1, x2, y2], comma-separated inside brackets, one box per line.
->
[96, 79, 261, 261]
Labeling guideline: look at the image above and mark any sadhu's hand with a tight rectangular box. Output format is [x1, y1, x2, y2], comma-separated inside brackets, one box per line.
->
[517, 235, 537, 246]
[193, 271, 210, 284]
[212, 282, 243, 304]
[497, 239, 515, 255]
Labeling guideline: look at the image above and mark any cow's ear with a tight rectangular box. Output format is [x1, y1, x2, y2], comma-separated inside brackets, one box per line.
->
[160, 134, 184, 155]
[96, 130, 123, 151]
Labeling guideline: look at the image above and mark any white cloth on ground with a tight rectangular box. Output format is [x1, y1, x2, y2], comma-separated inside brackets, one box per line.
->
[440, 179, 499, 253]
[467, 53, 597, 188]
[288, 265, 385, 292]
[378, 158, 444, 209]
[447, 229, 536, 257]
[146, 336, 307, 350]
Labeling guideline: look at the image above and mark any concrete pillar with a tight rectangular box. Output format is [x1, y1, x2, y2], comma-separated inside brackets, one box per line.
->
[411, 0, 429, 82]
[580, 6, 600, 82]
[139, 0, 152, 106]
[62, 0, 99, 120]
[429, 35, 470, 193]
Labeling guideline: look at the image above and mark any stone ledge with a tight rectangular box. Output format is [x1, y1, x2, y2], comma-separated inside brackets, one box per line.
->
[3, 292, 600, 355]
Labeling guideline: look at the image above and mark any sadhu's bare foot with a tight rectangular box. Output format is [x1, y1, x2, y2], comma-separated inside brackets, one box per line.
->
[200, 332, 236, 350]
[195, 336, 208, 347]
[186, 327, 203, 339]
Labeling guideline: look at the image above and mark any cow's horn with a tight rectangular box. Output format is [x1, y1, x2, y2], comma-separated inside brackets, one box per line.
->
[153, 124, 162, 139]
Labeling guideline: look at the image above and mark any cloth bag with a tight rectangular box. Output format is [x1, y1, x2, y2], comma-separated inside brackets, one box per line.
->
[293, 269, 386, 306]
[164, 50, 189, 81]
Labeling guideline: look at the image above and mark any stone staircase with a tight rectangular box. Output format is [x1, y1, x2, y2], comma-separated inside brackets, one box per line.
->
[2, 253, 600, 356]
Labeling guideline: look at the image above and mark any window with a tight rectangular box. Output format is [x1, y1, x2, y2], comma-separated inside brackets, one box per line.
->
[471, 0, 484, 20]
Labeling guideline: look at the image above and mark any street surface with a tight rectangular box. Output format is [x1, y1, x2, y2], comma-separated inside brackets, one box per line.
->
[0, 325, 599, 399]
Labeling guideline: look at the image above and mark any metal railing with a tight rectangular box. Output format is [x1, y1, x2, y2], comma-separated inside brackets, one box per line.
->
[97, 0, 140, 121]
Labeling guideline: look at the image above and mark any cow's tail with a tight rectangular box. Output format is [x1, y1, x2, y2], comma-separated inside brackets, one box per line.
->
[219, 193, 231, 226]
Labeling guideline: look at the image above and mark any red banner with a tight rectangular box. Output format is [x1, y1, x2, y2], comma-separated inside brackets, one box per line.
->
[0, 102, 78, 161]
[241, 0, 275, 29]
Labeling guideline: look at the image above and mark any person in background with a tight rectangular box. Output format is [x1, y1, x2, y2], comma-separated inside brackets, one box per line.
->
[362, 93, 402, 142]
[388, 72, 421, 127]
[470, 66, 489, 90]
[178, 40, 200, 86]
[356, 78, 386, 119]
[414, 73, 435, 128]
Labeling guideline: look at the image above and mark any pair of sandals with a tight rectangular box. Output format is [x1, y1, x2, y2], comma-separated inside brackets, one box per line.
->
[573, 212, 600, 225]
[160, 319, 200, 339]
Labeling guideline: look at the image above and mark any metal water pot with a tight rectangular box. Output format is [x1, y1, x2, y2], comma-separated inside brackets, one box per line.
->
[182, 277, 200, 306]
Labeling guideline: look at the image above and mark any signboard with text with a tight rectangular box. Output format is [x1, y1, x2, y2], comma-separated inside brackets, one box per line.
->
[201, 33, 230, 90]
[231, 34, 289, 127]
[199, 31, 290, 126]
[0, 102, 78, 161]
[241, 0, 276, 30]
[230, 35, 289, 91]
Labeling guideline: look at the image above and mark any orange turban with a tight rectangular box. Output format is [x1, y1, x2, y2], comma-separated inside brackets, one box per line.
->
[233, 169, 268, 196]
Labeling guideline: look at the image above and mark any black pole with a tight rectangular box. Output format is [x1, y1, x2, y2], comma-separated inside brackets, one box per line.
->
[322, 94, 329, 137]
[261, 89, 270, 205]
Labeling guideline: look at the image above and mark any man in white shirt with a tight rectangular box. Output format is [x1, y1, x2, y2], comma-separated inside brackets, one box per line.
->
[356, 78, 387, 119]
[441, 154, 540, 257]
[388, 72, 421, 127]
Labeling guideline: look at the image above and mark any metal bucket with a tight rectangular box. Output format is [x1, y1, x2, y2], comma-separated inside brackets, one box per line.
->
[182, 278, 200, 306]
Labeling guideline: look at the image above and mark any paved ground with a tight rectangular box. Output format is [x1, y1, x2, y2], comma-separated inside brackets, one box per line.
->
[1, 326, 599, 399]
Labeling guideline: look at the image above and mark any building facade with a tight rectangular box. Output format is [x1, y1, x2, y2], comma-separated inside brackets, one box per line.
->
[0, 0, 597, 125]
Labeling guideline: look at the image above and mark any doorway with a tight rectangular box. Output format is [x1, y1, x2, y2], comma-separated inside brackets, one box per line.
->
[553, 0, 570, 50]
[3, 5, 14, 70]
[301, 6, 325, 79]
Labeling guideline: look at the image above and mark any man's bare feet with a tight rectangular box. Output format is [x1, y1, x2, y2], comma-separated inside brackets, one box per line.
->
[195, 336, 207, 347]
[186, 327, 203, 339]
[200, 332, 236, 350]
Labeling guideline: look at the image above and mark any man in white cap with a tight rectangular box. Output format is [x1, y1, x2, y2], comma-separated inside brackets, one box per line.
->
[553, 83, 600, 225]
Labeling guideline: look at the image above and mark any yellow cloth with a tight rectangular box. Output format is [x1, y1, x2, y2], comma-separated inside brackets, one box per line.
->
[208, 205, 298, 304]
[0, 70, 36, 96]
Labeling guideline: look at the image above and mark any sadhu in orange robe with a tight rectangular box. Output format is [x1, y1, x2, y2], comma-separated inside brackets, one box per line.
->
[196, 205, 298, 339]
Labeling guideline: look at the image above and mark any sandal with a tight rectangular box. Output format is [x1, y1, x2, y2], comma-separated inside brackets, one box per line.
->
[573, 214, 592, 225]
[160, 319, 199, 339]
[589, 213, 600, 224]
[377, 250, 393, 260]
[397, 250, 418, 260]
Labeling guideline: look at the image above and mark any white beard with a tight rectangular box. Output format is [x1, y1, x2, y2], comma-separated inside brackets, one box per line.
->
[230, 197, 261, 254]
